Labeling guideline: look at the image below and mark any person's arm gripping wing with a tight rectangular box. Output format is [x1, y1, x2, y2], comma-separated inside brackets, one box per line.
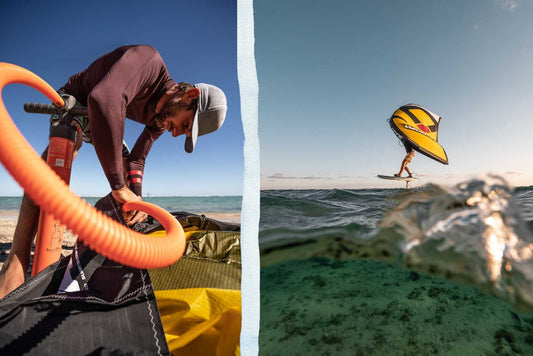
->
[124, 126, 164, 226]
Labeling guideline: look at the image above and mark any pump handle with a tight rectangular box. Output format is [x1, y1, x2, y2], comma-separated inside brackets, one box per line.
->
[24, 102, 88, 117]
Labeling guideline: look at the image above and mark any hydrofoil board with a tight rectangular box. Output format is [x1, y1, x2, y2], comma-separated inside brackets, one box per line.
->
[377, 174, 418, 182]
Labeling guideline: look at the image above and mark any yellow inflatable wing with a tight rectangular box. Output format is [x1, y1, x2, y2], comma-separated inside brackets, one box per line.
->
[148, 214, 242, 356]
[389, 104, 449, 165]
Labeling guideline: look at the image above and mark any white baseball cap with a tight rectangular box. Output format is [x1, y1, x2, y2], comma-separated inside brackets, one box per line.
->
[184, 83, 227, 153]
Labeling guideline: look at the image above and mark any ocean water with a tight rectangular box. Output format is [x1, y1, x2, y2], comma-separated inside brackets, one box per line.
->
[0, 195, 242, 220]
[260, 176, 533, 355]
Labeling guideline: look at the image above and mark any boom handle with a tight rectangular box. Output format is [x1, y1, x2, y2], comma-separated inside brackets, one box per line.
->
[24, 102, 89, 117]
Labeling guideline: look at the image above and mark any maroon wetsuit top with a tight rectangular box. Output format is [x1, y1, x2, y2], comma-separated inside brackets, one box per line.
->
[61, 45, 176, 196]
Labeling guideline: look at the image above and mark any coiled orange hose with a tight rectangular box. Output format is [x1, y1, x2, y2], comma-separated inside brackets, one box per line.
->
[0, 63, 185, 269]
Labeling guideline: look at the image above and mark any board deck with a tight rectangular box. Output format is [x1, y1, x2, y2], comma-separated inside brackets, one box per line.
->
[377, 174, 418, 182]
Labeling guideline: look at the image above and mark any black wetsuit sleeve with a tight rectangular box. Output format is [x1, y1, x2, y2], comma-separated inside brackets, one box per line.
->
[126, 126, 164, 196]
[86, 46, 164, 190]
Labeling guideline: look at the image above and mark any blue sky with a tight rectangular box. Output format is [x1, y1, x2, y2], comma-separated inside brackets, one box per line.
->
[255, 0, 533, 189]
[0, 0, 242, 197]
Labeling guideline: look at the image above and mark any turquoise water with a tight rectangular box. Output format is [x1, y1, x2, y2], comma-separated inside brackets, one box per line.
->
[0, 195, 242, 215]
[260, 177, 533, 354]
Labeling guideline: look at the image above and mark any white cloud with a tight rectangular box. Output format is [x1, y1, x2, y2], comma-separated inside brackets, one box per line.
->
[495, 0, 520, 12]
[267, 172, 329, 180]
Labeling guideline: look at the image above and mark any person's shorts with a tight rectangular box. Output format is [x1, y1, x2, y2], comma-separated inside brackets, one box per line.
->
[403, 142, 414, 154]
[50, 92, 93, 144]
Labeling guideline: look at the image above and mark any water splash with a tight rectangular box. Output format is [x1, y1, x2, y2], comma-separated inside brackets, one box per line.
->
[379, 176, 533, 312]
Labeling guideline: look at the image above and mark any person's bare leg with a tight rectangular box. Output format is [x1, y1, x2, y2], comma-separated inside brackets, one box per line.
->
[395, 160, 408, 177]
[0, 148, 50, 298]
[0, 192, 41, 298]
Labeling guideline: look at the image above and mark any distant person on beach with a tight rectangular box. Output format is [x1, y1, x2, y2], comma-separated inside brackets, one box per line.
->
[0, 45, 227, 298]
[395, 144, 415, 178]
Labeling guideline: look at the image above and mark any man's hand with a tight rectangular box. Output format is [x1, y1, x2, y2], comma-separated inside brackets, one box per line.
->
[112, 186, 148, 226]
[59, 93, 77, 113]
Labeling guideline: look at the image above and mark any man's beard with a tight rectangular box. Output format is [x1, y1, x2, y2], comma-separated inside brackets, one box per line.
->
[155, 99, 191, 128]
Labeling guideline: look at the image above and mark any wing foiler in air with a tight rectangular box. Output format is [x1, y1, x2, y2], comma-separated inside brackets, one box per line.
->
[388, 103, 449, 165]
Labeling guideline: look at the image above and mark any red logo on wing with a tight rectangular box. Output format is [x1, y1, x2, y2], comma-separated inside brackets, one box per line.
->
[417, 124, 430, 133]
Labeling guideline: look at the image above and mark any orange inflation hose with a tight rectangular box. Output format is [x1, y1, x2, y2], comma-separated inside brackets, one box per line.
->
[0, 63, 186, 270]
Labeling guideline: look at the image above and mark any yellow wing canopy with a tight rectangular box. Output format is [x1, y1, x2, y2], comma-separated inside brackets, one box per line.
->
[389, 104, 449, 165]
